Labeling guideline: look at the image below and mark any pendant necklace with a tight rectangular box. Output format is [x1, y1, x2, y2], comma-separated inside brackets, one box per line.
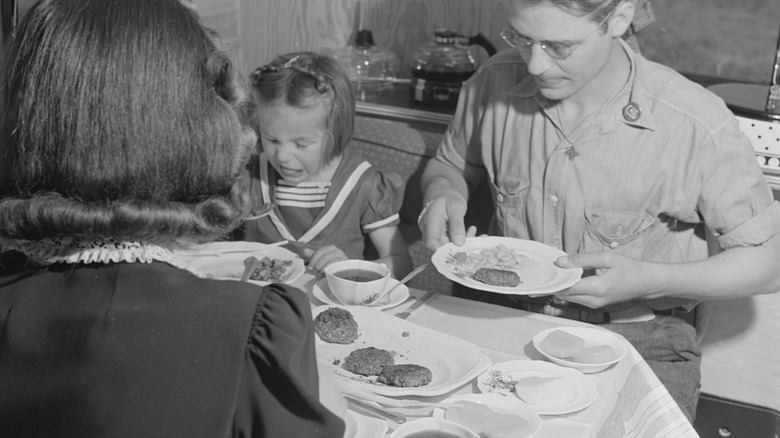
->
[555, 104, 579, 161]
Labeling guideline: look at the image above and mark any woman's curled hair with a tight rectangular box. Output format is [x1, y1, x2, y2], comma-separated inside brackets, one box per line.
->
[0, 0, 256, 246]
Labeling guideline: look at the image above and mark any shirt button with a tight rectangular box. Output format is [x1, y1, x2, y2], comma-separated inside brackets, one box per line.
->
[496, 194, 504, 203]
[550, 195, 559, 205]
[609, 241, 619, 249]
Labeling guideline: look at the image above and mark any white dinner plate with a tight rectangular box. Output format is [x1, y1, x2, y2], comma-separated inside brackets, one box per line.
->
[433, 393, 541, 438]
[344, 409, 388, 438]
[312, 277, 410, 310]
[314, 305, 492, 397]
[431, 236, 582, 295]
[177, 241, 305, 286]
[476, 360, 598, 416]
[533, 326, 628, 373]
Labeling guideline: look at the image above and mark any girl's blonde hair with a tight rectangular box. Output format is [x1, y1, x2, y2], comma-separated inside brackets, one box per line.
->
[249, 52, 356, 162]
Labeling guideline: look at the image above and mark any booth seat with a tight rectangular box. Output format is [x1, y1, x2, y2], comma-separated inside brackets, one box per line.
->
[350, 115, 493, 294]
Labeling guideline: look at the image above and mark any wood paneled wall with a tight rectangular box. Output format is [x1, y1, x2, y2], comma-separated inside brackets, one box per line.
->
[237, 0, 509, 76]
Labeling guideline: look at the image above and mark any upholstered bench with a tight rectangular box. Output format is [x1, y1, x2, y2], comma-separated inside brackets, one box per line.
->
[351, 115, 493, 294]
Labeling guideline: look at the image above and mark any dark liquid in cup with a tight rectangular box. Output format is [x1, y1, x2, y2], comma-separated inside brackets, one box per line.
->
[335, 269, 383, 283]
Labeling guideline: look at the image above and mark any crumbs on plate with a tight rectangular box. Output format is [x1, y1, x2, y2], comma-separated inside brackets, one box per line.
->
[484, 369, 517, 394]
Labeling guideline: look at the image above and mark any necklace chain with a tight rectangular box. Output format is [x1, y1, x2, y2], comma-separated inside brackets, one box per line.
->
[554, 104, 579, 161]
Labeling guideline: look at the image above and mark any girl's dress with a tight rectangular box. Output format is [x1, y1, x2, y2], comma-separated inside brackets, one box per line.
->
[242, 151, 404, 259]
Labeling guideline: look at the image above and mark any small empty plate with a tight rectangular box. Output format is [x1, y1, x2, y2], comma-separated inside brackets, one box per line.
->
[533, 326, 628, 373]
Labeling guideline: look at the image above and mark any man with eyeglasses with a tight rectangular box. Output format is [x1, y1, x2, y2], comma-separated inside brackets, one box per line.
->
[418, 0, 780, 423]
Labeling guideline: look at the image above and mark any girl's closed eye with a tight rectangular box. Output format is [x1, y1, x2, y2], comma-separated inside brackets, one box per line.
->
[255, 102, 338, 184]
[295, 139, 318, 149]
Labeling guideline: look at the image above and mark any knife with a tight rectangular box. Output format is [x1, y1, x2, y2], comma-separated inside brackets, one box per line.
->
[344, 394, 407, 423]
[394, 290, 439, 319]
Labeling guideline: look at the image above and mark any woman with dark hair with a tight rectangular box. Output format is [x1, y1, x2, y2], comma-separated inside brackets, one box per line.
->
[0, 1, 345, 437]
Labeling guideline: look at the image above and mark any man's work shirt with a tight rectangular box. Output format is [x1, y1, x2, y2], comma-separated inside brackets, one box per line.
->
[437, 40, 780, 311]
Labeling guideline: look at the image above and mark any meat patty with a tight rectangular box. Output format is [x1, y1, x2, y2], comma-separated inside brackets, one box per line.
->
[376, 364, 432, 387]
[314, 307, 359, 344]
[473, 268, 521, 287]
[342, 347, 395, 376]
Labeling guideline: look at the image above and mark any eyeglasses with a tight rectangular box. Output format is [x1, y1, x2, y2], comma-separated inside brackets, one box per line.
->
[500, 9, 615, 60]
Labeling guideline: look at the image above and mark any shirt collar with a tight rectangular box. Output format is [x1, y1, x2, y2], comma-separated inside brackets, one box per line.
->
[613, 39, 656, 131]
[505, 39, 657, 132]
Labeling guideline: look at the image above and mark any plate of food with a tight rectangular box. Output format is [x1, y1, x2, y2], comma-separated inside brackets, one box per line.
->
[533, 326, 628, 373]
[313, 305, 492, 397]
[433, 393, 541, 438]
[431, 236, 582, 295]
[312, 277, 410, 310]
[177, 241, 305, 286]
[476, 360, 598, 415]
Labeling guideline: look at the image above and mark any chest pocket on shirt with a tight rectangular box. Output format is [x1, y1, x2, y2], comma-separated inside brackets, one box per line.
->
[581, 208, 655, 258]
[493, 175, 530, 236]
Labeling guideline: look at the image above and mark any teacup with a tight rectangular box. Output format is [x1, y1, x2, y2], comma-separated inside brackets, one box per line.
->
[389, 417, 479, 438]
[324, 259, 390, 305]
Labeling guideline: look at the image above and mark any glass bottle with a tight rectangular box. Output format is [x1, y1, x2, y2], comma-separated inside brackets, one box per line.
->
[334, 29, 400, 100]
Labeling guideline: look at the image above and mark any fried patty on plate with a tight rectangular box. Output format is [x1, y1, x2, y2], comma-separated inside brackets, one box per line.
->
[314, 307, 359, 344]
[473, 268, 521, 287]
[376, 364, 432, 387]
[342, 347, 395, 376]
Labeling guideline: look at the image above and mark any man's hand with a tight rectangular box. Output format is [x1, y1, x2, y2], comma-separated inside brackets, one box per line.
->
[553, 251, 659, 308]
[418, 192, 475, 251]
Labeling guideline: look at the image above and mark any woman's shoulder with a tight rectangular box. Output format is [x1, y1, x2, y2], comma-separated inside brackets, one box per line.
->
[246, 283, 316, 360]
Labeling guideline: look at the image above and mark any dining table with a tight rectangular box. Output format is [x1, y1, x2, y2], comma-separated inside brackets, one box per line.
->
[292, 270, 700, 438]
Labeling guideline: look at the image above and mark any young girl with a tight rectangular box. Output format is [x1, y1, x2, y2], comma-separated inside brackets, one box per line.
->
[240, 52, 413, 278]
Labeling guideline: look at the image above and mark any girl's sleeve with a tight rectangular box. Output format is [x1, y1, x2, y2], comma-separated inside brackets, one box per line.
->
[360, 168, 405, 232]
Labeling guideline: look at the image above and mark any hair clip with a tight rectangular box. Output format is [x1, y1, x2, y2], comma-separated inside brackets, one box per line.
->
[281, 55, 300, 69]
[250, 55, 330, 94]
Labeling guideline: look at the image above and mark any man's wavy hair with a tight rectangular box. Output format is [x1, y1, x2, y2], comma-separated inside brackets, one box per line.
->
[0, 0, 256, 247]
[533, 0, 623, 23]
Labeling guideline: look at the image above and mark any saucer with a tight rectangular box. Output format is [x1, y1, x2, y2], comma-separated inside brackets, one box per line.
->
[476, 360, 598, 415]
[344, 409, 388, 438]
[533, 327, 628, 373]
[312, 277, 409, 310]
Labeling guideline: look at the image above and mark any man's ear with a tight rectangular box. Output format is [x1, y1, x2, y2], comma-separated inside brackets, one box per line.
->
[608, 1, 635, 38]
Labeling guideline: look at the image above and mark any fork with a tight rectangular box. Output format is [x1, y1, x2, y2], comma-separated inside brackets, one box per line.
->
[343, 394, 407, 424]
[196, 239, 289, 256]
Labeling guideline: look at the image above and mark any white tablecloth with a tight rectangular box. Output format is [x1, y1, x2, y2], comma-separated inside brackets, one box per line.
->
[396, 290, 699, 438]
[179, 241, 700, 437]
[294, 267, 699, 438]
